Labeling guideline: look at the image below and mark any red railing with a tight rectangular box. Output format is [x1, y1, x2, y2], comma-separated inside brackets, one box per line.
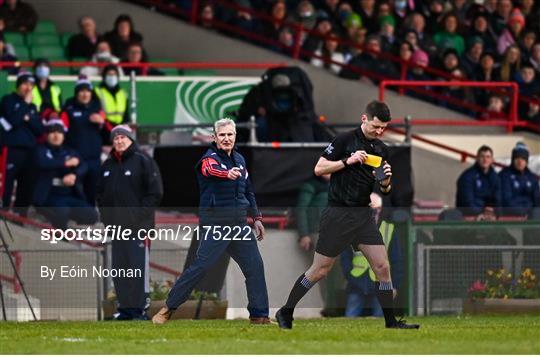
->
[0, 252, 22, 294]
[379, 80, 522, 133]
[131, 0, 540, 133]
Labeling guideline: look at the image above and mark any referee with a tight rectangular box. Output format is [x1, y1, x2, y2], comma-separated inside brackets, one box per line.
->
[276, 100, 419, 329]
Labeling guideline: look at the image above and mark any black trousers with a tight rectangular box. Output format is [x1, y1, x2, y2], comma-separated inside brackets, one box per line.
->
[2, 147, 35, 215]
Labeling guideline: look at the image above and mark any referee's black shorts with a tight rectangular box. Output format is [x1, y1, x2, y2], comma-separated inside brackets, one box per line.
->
[315, 206, 383, 258]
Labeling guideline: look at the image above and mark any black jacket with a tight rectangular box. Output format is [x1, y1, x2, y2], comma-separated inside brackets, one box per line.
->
[96, 143, 163, 231]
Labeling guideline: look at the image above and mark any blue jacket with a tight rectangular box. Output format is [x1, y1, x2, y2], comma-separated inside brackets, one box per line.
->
[340, 220, 402, 295]
[499, 166, 540, 216]
[62, 97, 107, 160]
[196, 143, 260, 226]
[33, 143, 87, 206]
[0, 92, 44, 148]
[456, 163, 502, 215]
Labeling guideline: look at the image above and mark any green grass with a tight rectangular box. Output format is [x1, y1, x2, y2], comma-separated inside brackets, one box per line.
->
[1, 316, 539, 354]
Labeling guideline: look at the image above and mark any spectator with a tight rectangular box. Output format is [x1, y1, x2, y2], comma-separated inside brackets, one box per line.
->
[61, 78, 110, 204]
[516, 63, 539, 118]
[97, 125, 163, 320]
[343, 26, 367, 62]
[461, 36, 484, 79]
[289, 0, 317, 33]
[474, 50, 499, 82]
[0, 0, 37, 33]
[497, 8, 525, 55]
[424, 0, 445, 35]
[490, 0, 514, 36]
[122, 42, 163, 76]
[311, 32, 344, 75]
[450, 0, 470, 25]
[104, 14, 144, 59]
[439, 67, 475, 115]
[68, 16, 101, 60]
[343, 12, 362, 44]
[468, 10, 497, 53]
[433, 12, 465, 56]
[456, 145, 501, 217]
[273, 27, 294, 54]
[405, 49, 434, 102]
[480, 94, 507, 120]
[438, 48, 460, 75]
[32, 58, 63, 117]
[301, 15, 333, 59]
[339, 34, 398, 83]
[0, 72, 44, 214]
[378, 15, 398, 53]
[340, 193, 402, 317]
[404, 12, 437, 56]
[79, 39, 123, 77]
[395, 40, 413, 74]
[392, 0, 410, 29]
[260, 0, 287, 45]
[499, 142, 540, 217]
[523, 94, 540, 124]
[0, 34, 18, 75]
[198, 2, 215, 29]
[354, 0, 378, 35]
[518, 29, 536, 61]
[319, 0, 340, 25]
[94, 64, 129, 127]
[497, 44, 521, 81]
[224, 0, 256, 35]
[521, 0, 540, 33]
[33, 120, 98, 229]
[528, 41, 540, 73]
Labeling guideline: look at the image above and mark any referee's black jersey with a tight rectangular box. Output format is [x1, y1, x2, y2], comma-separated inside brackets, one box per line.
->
[321, 127, 389, 207]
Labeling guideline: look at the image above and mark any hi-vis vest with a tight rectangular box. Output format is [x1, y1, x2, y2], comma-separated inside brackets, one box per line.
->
[350, 221, 394, 281]
[32, 84, 62, 112]
[94, 87, 127, 125]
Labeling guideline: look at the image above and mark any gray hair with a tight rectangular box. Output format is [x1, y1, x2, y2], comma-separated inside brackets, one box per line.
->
[214, 118, 236, 133]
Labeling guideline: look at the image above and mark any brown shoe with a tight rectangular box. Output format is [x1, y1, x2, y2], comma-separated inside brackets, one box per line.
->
[152, 307, 173, 325]
[250, 317, 272, 325]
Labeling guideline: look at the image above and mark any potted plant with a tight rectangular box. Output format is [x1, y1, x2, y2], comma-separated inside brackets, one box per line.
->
[102, 280, 228, 320]
[464, 268, 540, 314]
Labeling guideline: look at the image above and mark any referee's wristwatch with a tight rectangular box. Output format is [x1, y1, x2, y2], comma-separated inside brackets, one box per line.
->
[341, 157, 349, 167]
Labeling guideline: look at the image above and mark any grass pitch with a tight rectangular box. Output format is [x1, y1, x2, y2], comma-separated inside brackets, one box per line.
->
[1, 315, 539, 354]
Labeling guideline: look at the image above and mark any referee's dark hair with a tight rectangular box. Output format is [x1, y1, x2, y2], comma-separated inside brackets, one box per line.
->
[366, 100, 391, 122]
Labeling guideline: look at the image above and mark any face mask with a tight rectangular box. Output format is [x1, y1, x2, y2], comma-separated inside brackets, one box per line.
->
[36, 66, 50, 79]
[300, 10, 313, 18]
[105, 75, 118, 88]
[395, 0, 407, 10]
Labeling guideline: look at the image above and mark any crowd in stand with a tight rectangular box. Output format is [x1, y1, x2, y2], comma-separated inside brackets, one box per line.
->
[179, 0, 540, 123]
[0, 61, 130, 229]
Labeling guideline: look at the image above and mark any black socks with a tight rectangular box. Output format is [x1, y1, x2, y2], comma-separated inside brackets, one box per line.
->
[376, 281, 398, 327]
[282, 273, 315, 315]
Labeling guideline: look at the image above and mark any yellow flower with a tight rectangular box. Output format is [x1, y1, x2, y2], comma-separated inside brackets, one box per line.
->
[507, 273, 512, 279]
[504, 295, 508, 299]
[487, 270, 494, 276]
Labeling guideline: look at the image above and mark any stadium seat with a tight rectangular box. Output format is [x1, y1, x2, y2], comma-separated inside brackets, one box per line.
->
[13, 45, 30, 60]
[51, 66, 71, 75]
[33, 20, 58, 34]
[4, 32, 26, 46]
[27, 33, 61, 46]
[30, 45, 66, 61]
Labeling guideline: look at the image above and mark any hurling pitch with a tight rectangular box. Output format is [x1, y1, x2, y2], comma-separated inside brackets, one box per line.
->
[1, 315, 539, 354]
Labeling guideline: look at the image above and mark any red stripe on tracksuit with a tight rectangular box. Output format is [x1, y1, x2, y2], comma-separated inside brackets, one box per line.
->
[201, 157, 229, 178]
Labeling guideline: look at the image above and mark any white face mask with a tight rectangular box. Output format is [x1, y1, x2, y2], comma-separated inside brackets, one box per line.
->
[36, 66, 50, 79]
[105, 75, 119, 88]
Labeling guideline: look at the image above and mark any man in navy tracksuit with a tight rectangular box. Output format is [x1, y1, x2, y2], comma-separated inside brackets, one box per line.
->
[61, 78, 112, 205]
[33, 119, 98, 229]
[455, 145, 502, 217]
[96, 125, 163, 320]
[499, 143, 540, 217]
[0, 72, 44, 214]
[152, 118, 270, 325]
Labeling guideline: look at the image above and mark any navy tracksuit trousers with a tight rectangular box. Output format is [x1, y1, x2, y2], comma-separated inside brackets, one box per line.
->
[166, 225, 269, 318]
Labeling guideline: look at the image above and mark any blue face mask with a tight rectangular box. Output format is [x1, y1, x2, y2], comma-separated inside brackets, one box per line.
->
[105, 75, 119, 88]
[395, 0, 407, 10]
[35, 66, 50, 79]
